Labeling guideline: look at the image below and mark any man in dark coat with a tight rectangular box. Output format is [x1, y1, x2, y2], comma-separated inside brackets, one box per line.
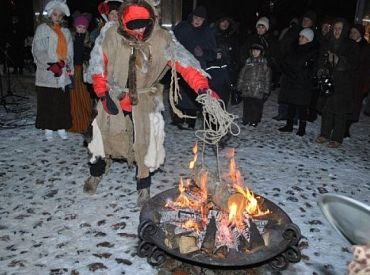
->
[316, 18, 359, 148]
[211, 16, 240, 104]
[173, 6, 218, 129]
[346, 24, 370, 136]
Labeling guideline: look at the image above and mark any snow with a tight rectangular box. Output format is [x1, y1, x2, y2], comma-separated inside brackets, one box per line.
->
[0, 73, 369, 274]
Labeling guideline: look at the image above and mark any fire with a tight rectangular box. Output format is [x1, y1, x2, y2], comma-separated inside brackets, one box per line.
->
[189, 142, 198, 169]
[233, 184, 270, 216]
[228, 193, 246, 226]
[166, 178, 193, 208]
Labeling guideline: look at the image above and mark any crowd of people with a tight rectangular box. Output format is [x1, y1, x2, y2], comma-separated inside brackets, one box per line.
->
[1, 0, 370, 204]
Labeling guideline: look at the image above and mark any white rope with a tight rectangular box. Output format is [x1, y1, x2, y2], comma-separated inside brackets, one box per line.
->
[195, 91, 240, 145]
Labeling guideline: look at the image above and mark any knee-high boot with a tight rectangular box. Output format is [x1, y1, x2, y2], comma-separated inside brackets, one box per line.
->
[296, 120, 306, 136]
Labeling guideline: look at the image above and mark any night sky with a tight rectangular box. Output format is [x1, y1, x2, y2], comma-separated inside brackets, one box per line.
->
[0, 0, 359, 36]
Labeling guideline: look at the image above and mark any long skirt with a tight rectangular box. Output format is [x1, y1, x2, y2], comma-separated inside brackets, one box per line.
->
[69, 65, 92, 133]
[36, 86, 71, 130]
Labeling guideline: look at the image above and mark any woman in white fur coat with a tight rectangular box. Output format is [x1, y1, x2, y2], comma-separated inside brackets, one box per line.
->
[32, 0, 73, 141]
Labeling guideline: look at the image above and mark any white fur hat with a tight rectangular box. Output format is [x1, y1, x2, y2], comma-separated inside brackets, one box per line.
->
[45, 0, 70, 17]
[256, 17, 269, 31]
[299, 28, 314, 42]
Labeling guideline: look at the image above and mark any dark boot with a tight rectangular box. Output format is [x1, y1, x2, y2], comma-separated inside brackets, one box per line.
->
[278, 119, 293, 132]
[344, 121, 351, 138]
[296, 120, 306, 136]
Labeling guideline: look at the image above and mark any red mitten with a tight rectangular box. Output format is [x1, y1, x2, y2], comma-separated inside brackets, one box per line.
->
[119, 93, 132, 113]
[47, 60, 65, 77]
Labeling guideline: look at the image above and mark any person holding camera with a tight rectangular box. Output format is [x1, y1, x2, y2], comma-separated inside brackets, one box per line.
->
[315, 18, 359, 148]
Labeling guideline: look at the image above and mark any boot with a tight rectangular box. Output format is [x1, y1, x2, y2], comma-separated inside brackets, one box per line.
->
[45, 129, 53, 141]
[278, 119, 293, 132]
[57, 129, 68, 140]
[137, 187, 150, 207]
[83, 176, 102, 194]
[296, 120, 306, 136]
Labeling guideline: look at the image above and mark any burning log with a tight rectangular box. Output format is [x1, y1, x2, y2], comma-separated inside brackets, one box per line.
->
[201, 216, 217, 255]
[178, 236, 199, 254]
[247, 219, 266, 251]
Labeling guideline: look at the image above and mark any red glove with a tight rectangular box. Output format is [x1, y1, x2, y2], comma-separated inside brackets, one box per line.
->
[119, 93, 132, 113]
[92, 74, 108, 98]
[198, 88, 220, 100]
[101, 91, 119, 115]
[47, 61, 65, 77]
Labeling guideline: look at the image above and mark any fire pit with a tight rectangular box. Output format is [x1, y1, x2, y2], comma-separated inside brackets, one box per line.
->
[137, 147, 302, 271]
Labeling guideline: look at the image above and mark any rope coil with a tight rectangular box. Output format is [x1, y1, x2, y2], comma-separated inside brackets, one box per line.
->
[195, 92, 240, 145]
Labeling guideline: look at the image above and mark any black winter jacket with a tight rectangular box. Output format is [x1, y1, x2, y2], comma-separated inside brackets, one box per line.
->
[278, 42, 318, 106]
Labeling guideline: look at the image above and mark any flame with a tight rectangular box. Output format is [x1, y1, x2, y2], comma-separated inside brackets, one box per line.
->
[228, 193, 246, 227]
[233, 184, 270, 216]
[166, 178, 193, 208]
[189, 142, 198, 169]
[199, 170, 208, 202]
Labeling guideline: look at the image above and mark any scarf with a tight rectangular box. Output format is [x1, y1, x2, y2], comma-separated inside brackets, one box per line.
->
[52, 24, 68, 61]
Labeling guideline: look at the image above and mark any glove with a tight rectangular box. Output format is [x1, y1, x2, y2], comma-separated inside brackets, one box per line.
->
[119, 93, 132, 114]
[198, 88, 220, 100]
[47, 61, 65, 77]
[101, 91, 119, 115]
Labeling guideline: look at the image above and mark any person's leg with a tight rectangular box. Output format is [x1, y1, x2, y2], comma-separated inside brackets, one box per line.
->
[84, 157, 106, 194]
[242, 97, 249, 125]
[279, 104, 294, 132]
[296, 105, 308, 136]
[331, 113, 346, 144]
[316, 110, 333, 143]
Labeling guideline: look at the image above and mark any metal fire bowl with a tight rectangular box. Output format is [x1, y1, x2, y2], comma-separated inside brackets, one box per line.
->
[139, 188, 301, 268]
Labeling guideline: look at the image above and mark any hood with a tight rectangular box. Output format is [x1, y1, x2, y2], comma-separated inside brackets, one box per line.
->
[186, 6, 208, 28]
[214, 17, 238, 36]
[328, 18, 350, 47]
[117, 0, 157, 42]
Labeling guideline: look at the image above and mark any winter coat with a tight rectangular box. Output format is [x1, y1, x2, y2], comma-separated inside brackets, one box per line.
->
[278, 42, 318, 106]
[318, 27, 359, 114]
[211, 18, 240, 82]
[237, 57, 271, 99]
[174, 12, 217, 69]
[32, 23, 73, 89]
[87, 1, 209, 179]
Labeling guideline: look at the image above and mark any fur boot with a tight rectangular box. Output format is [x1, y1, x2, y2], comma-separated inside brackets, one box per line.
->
[83, 176, 102, 194]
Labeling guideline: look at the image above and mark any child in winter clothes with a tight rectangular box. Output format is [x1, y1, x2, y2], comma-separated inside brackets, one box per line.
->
[237, 43, 271, 126]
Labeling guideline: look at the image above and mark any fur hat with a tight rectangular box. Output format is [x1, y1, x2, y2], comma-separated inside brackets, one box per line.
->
[73, 15, 89, 28]
[44, 0, 70, 17]
[299, 28, 314, 42]
[352, 24, 365, 37]
[256, 17, 269, 31]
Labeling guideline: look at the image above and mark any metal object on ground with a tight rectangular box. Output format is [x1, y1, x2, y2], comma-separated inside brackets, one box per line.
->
[318, 193, 370, 245]
[138, 188, 302, 271]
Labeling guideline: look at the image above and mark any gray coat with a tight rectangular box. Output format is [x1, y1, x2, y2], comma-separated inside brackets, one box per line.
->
[237, 57, 271, 99]
[32, 23, 73, 89]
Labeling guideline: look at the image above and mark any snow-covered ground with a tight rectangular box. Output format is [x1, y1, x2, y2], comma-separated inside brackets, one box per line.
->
[0, 73, 369, 274]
